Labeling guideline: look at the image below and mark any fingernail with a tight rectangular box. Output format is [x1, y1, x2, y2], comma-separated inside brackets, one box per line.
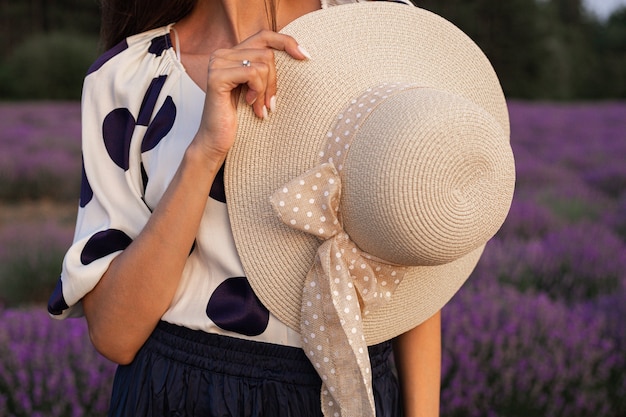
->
[269, 96, 277, 113]
[262, 105, 269, 120]
[297, 45, 312, 60]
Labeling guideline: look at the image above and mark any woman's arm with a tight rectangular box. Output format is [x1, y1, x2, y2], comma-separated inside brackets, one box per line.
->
[82, 144, 223, 365]
[393, 310, 442, 417]
[83, 31, 309, 365]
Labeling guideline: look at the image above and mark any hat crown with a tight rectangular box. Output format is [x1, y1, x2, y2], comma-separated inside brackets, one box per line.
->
[225, 2, 516, 344]
[340, 87, 515, 266]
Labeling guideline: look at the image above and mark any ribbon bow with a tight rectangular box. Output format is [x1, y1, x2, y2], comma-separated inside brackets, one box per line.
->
[271, 162, 408, 417]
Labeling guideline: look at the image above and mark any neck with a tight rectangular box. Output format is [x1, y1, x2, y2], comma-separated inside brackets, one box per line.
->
[175, 0, 319, 54]
[175, 0, 273, 55]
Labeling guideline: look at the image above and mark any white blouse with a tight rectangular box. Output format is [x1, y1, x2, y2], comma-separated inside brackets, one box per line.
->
[47, 0, 413, 347]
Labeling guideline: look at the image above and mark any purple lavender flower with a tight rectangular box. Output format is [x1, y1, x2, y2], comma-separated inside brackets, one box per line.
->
[605, 192, 626, 241]
[441, 285, 620, 417]
[508, 101, 626, 204]
[0, 307, 116, 417]
[583, 162, 626, 199]
[478, 223, 626, 303]
[496, 198, 562, 240]
[591, 291, 626, 414]
[0, 103, 81, 201]
[0, 87, 623, 417]
[533, 222, 625, 301]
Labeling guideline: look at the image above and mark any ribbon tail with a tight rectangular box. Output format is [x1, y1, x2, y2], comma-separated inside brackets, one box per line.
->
[301, 238, 376, 417]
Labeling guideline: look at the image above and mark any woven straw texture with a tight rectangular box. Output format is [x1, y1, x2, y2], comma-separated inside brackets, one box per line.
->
[224, 2, 513, 344]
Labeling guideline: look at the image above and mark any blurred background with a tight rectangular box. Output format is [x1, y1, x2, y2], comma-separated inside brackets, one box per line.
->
[1, 0, 624, 100]
[0, 0, 624, 416]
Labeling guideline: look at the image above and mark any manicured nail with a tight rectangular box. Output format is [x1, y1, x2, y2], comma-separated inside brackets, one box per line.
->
[269, 95, 277, 113]
[262, 105, 269, 120]
[297, 45, 312, 60]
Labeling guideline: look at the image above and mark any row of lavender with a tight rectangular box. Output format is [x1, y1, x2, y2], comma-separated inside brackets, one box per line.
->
[442, 102, 626, 416]
[0, 103, 82, 201]
[1, 101, 625, 416]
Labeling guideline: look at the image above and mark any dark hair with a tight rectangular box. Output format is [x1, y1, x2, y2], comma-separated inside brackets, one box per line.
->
[99, 0, 197, 51]
[99, 0, 278, 52]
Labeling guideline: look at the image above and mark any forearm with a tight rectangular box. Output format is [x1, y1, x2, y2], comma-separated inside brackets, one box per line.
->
[393, 310, 441, 417]
[83, 142, 225, 364]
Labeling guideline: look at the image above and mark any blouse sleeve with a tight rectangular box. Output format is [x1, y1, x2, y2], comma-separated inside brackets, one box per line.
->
[48, 30, 178, 318]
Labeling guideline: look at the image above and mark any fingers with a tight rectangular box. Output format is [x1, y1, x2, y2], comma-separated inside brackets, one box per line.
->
[238, 30, 312, 61]
[206, 30, 311, 120]
[211, 48, 277, 118]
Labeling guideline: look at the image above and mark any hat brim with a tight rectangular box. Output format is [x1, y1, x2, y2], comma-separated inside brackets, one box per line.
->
[225, 2, 507, 344]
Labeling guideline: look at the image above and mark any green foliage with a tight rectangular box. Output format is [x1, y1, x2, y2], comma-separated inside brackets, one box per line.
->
[591, 7, 626, 98]
[412, 0, 626, 100]
[0, 223, 72, 307]
[0, 0, 623, 100]
[0, 0, 100, 60]
[0, 250, 64, 307]
[414, 0, 554, 99]
[538, 193, 603, 223]
[0, 32, 98, 100]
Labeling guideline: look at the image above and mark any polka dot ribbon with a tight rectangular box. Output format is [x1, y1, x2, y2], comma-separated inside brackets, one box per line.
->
[270, 83, 413, 417]
[271, 163, 407, 417]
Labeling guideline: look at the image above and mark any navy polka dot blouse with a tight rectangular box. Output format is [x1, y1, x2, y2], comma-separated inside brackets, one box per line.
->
[47, 25, 301, 347]
[47, 0, 414, 346]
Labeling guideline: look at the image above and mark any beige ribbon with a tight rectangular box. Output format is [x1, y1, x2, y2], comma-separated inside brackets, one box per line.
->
[271, 162, 408, 417]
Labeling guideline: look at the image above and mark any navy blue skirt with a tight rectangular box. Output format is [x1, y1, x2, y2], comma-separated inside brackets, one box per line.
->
[108, 321, 403, 417]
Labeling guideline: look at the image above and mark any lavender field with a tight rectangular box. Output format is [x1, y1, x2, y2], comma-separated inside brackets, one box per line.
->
[0, 101, 625, 416]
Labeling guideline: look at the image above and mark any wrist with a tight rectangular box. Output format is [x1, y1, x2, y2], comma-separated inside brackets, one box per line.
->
[182, 141, 228, 185]
[185, 138, 227, 166]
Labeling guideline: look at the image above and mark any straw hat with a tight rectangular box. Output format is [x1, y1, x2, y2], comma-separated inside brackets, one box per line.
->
[225, 3, 515, 414]
[225, 1, 514, 349]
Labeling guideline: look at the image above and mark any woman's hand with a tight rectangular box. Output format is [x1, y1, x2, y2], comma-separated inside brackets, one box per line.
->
[193, 30, 310, 161]
[84, 30, 310, 365]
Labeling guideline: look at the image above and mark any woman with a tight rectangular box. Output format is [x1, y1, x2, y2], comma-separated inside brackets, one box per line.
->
[49, 0, 441, 415]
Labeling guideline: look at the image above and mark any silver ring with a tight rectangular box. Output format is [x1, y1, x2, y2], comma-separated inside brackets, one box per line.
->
[242, 59, 251, 67]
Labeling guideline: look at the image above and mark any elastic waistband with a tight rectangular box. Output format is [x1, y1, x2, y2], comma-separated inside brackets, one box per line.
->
[144, 321, 394, 386]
